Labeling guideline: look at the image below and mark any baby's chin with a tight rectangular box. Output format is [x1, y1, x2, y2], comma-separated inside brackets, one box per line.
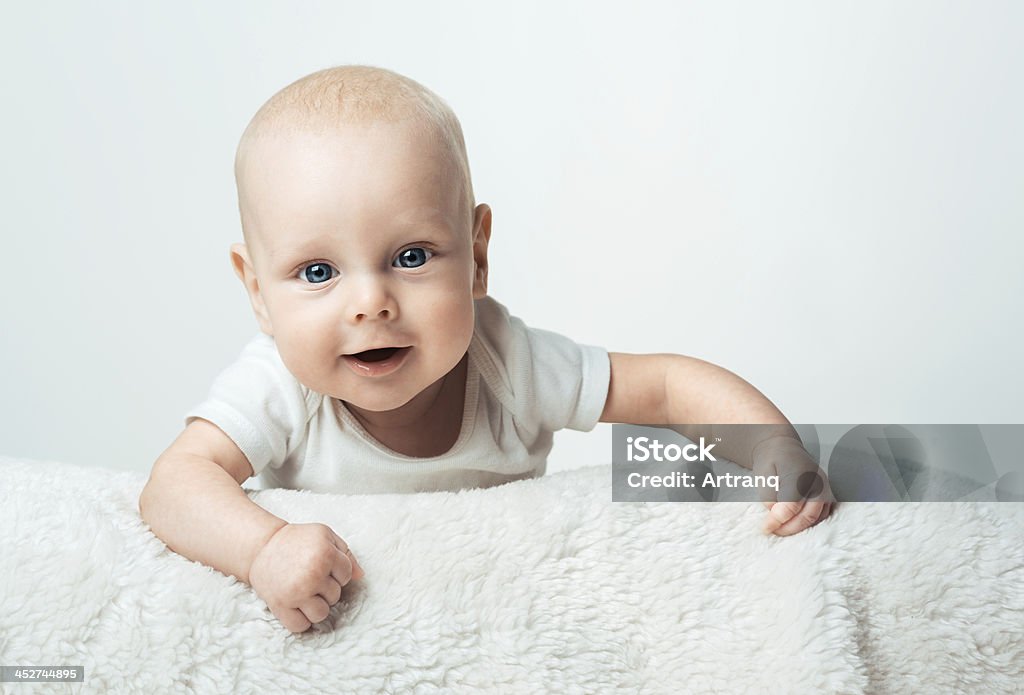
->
[332, 384, 427, 414]
[340, 395, 412, 413]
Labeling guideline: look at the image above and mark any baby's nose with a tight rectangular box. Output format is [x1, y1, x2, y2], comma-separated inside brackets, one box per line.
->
[356, 307, 390, 320]
[347, 274, 398, 322]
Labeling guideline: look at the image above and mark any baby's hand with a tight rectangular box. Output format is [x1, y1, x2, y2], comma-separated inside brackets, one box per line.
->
[248, 523, 364, 633]
[752, 436, 834, 536]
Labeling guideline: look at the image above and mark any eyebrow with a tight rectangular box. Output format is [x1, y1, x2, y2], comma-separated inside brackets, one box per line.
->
[393, 205, 449, 224]
[265, 210, 458, 269]
[266, 238, 331, 268]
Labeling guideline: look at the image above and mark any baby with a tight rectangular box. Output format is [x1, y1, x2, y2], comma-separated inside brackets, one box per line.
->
[139, 65, 832, 634]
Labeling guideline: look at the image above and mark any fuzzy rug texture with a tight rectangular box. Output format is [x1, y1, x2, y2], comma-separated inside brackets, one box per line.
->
[1, 456, 1022, 694]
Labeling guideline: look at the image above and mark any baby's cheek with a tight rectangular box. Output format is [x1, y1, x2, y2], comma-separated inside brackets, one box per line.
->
[446, 303, 476, 344]
[275, 333, 331, 387]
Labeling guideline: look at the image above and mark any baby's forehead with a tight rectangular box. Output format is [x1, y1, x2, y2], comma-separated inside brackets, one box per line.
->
[239, 125, 469, 258]
[239, 117, 468, 212]
[238, 121, 460, 209]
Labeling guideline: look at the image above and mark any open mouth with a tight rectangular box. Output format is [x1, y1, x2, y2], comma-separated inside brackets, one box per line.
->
[342, 346, 412, 377]
[349, 347, 402, 362]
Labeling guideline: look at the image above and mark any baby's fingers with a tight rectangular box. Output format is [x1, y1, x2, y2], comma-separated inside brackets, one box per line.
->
[762, 501, 801, 534]
[327, 530, 365, 581]
[770, 500, 828, 536]
[276, 605, 313, 634]
[331, 546, 363, 584]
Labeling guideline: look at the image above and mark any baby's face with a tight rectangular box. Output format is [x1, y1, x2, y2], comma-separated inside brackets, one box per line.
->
[234, 121, 488, 413]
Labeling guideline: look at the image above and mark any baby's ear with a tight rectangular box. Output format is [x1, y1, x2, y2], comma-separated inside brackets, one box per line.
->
[230, 243, 274, 336]
[471, 204, 492, 299]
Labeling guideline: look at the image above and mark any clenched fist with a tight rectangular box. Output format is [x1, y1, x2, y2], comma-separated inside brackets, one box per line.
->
[248, 522, 364, 633]
[752, 436, 834, 536]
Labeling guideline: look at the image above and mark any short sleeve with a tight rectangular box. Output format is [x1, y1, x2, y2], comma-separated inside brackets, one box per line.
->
[183, 333, 311, 477]
[473, 298, 611, 433]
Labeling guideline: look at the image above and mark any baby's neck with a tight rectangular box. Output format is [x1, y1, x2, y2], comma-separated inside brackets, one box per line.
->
[343, 354, 468, 457]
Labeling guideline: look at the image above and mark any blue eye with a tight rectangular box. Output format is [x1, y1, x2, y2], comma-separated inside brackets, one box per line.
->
[394, 247, 432, 268]
[302, 263, 336, 284]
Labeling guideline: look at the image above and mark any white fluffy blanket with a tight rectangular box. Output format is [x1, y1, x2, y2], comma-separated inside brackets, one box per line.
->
[1, 456, 1022, 694]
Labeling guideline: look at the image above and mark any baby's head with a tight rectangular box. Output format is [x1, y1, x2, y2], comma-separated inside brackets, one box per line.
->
[230, 65, 491, 413]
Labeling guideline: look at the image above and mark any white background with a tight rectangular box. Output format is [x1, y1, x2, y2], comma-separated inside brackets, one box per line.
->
[1, 2, 1021, 476]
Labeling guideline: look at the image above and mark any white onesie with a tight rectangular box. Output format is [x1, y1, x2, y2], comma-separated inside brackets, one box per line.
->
[185, 297, 610, 494]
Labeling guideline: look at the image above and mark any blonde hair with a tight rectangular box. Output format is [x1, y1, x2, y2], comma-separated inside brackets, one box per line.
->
[235, 65, 475, 236]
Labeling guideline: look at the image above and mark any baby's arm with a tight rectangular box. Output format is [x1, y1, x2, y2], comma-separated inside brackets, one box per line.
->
[138, 419, 363, 632]
[599, 353, 832, 535]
